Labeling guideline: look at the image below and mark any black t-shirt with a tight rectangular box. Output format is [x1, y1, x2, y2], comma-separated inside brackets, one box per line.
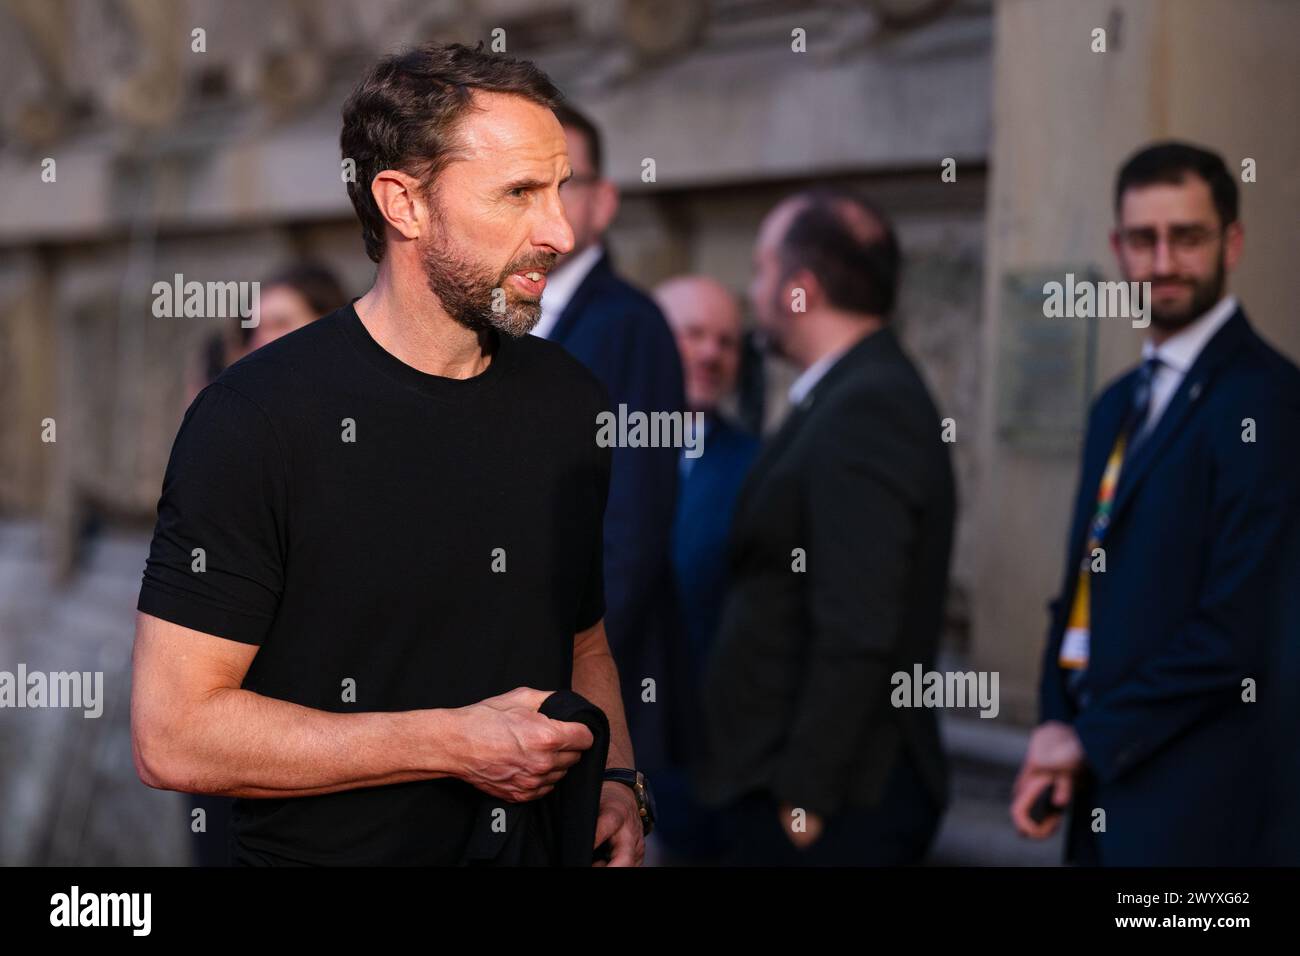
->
[138, 302, 611, 865]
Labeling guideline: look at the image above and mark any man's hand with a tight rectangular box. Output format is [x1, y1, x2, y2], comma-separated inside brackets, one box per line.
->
[777, 801, 824, 850]
[1025, 719, 1085, 772]
[451, 687, 594, 803]
[592, 780, 645, 866]
[1010, 720, 1084, 839]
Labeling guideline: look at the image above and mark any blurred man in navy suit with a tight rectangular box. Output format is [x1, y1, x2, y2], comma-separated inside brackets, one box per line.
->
[1012, 141, 1300, 865]
[531, 104, 689, 782]
[653, 275, 760, 862]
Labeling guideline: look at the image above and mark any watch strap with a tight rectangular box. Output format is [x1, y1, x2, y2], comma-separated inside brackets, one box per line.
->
[602, 768, 653, 835]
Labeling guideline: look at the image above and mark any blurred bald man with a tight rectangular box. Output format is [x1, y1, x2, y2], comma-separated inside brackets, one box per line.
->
[700, 188, 954, 866]
[652, 276, 760, 863]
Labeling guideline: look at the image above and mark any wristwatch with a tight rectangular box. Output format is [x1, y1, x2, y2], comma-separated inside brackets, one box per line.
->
[603, 768, 656, 836]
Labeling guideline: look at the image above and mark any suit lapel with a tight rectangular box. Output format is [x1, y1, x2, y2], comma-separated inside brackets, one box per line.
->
[1109, 309, 1249, 524]
[548, 250, 611, 346]
[733, 327, 895, 524]
[1060, 383, 1134, 601]
[733, 400, 811, 522]
[1081, 378, 1135, 524]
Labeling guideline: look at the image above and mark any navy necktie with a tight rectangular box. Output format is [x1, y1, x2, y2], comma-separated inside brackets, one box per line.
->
[1124, 356, 1163, 458]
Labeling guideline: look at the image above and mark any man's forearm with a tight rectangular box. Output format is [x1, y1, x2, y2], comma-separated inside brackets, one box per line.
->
[136, 689, 465, 799]
[573, 626, 636, 770]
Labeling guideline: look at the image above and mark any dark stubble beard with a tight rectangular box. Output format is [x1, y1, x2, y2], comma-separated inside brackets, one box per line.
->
[755, 283, 790, 360]
[418, 203, 554, 339]
[1151, 253, 1227, 332]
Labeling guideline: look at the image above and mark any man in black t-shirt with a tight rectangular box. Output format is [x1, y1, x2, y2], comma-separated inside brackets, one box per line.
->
[130, 43, 648, 866]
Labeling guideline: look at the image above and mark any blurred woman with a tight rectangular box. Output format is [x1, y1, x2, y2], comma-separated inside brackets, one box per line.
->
[184, 261, 348, 409]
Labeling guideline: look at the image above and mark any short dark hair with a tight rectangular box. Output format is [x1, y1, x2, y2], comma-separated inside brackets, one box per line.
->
[553, 102, 603, 178]
[340, 42, 562, 263]
[1114, 140, 1238, 228]
[777, 187, 901, 319]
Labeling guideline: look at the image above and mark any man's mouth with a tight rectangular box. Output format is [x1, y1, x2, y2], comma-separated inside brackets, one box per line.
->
[509, 270, 547, 296]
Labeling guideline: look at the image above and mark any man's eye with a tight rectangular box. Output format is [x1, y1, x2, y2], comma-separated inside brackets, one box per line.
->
[509, 187, 527, 198]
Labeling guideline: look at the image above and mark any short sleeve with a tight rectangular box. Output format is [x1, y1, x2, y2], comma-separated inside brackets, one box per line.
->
[574, 403, 612, 633]
[137, 382, 288, 645]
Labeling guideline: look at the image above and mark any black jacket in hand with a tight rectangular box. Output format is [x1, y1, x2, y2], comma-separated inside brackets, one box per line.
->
[460, 690, 611, 866]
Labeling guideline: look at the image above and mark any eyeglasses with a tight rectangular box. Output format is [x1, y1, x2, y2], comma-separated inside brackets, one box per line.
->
[1119, 225, 1222, 258]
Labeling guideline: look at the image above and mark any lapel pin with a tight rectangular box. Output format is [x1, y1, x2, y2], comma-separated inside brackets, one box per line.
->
[1189, 382, 1203, 401]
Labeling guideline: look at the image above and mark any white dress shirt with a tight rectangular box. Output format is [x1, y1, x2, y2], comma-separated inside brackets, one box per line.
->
[530, 243, 605, 340]
[787, 345, 850, 408]
[1138, 293, 1238, 434]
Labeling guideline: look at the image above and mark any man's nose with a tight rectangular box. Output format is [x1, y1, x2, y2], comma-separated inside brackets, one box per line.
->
[1152, 236, 1175, 274]
[698, 339, 723, 363]
[539, 194, 575, 256]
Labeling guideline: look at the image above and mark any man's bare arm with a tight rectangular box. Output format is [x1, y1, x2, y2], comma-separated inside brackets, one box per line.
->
[573, 617, 647, 866]
[571, 617, 635, 770]
[131, 612, 591, 801]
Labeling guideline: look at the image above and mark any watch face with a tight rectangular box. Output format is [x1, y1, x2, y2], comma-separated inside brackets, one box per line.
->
[637, 772, 657, 824]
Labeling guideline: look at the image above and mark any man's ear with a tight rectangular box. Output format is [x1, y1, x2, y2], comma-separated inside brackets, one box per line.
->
[782, 267, 819, 316]
[1108, 226, 1124, 271]
[1222, 220, 1244, 274]
[591, 179, 620, 235]
[370, 170, 426, 244]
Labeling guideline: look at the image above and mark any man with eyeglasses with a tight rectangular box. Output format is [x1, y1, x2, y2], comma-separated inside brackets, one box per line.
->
[1010, 141, 1300, 865]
